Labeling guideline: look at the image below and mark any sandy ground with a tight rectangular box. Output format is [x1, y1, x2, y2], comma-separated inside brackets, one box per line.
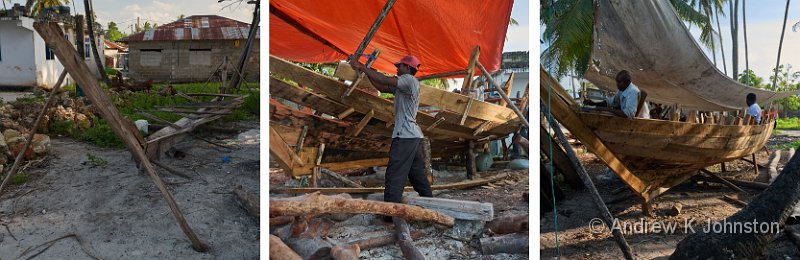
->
[0, 121, 260, 259]
[270, 165, 530, 259]
[540, 132, 800, 259]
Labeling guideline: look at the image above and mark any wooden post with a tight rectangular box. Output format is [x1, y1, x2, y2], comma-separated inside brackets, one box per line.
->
[501, 138, 509, 161]
[498, 72, 515, 107]
[466, 141, 476, 180]
[227, 0, 259, 92]
[350, 110, 374, 137]
[544, 111, 634, 260]
[752, 153, 758, 176]
[34, 22, 208, 251]
[460, 45, 480, 94]
[422, 138, 433, 185]
[476, 62, 529, 128]
[351, 0, 396, 60]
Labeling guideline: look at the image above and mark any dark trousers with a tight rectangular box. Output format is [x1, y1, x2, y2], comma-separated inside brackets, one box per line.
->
[384, 138, 433, 203]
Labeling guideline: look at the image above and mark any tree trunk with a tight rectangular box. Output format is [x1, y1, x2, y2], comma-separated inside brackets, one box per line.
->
[742, 0, 750, 85]
[84, 0, 111, 85]
[670, 151, 800, 259]
[772, 0, 792, 90]
[269, 192, 455, 226]
[729, 0, 739, 80]
[715, 11, 728, 75]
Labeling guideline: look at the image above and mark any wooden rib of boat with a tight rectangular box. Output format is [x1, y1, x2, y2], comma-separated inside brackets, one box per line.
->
[541, 67, 774, 202]
[269, 55, 526, 177]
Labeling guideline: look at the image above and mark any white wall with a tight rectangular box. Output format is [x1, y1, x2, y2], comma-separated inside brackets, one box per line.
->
[0, 18, 37, 86]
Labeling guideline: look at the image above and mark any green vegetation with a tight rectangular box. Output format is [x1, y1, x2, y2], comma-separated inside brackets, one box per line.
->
[776, 117, 800, 130]
[10, 172, 27, 185]
[86, 153, 108, 167]
[48, 82, 259, 148]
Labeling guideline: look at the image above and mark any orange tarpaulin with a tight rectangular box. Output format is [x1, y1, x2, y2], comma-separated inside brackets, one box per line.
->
[269, 0, 514, 77]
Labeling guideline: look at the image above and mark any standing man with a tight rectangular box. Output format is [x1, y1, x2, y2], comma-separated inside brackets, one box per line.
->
[349, 55, 433, 215]
[746, 93, 762, 124]
[584, 70, 650, 119]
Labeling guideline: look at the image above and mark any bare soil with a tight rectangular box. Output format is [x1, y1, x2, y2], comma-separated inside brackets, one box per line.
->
[0, 121, 260, 259]
[539, 133, 800, 259]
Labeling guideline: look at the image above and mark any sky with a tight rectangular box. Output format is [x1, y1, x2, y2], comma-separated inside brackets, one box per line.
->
[505, 0, 530, 52]
[5, 0, 256, 34]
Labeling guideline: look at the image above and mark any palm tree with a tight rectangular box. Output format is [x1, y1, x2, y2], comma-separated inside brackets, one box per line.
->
[729, 0, 739, 79]
[25, 0, 70, 16]
[541, 0, 714, 78]
[742, 0, 750, 85]
[773, 0, 792, 90]
[689, 0, 729, 75]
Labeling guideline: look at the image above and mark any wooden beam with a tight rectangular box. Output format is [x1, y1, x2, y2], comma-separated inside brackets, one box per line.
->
[270, 126, 305, 174]
[366, 194, 493, 221]
[34, 22, 208, 251]
[460, 45, 480, 93]
[337, 107, 356, 119]
[416, 70, 468, 81]
[288, 171, 515, 193]
[477, 62, 529, 128]
[460, 97, 474, 125]
[472, 121, 492, 136]
[350, 110, 374, 137]
[425, 116, 446, 131]
[699, 169, 745, 193]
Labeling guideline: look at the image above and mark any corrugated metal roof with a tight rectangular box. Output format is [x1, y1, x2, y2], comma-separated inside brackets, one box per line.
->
[104, 40, 127, 51]
[119, 15, 259, 42]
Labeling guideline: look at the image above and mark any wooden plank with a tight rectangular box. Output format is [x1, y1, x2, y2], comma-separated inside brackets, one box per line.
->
[332, 60, 519, 124]
[425, 116, 446, 131]
[288, 171, 515, 193]
[540, 67, 647, 199]
[34, 22, 208, 251]
[270, 126, 305, 174]
[366, 194, 494, 221]
[699, 169, 745, 193]
[350, 110, 374, 137]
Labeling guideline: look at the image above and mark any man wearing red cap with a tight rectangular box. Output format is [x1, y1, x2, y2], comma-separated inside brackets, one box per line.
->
[349, 55, 433, 216]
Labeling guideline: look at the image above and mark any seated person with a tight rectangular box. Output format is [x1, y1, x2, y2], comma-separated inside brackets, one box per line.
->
[583, 70, 650, 119]
[745, 93, 762, 124]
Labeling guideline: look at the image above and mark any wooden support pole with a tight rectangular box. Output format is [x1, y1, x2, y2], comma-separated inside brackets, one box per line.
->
[34, 22, 208, 251]
[350, 110, 374, 137]
[544, 109, 634, 260]
[320, 168, 363, 188]
[343, 49, 381, 98]
[351, 0, 396, 59]
[460, 45, 480, 93]
[425, 116, 445, 131]
[476, 62, 529, 128]
[460, 97, 474, 125]
[699, 169, 745, 193]
[466, 141, 477, 179]
[0, 71, 67, 196]
[752, 153, 758, 176]
[337, 107, 356, 119]
[416, 70, 467, 81]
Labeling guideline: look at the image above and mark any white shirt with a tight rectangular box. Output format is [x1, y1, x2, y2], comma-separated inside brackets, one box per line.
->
[747, 103, 762, 124]
[605, 83, 650, 119]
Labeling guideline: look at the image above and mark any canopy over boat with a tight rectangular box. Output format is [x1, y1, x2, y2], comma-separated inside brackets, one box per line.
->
[269, 0, 513, 77]
[584, 0, 794, 111]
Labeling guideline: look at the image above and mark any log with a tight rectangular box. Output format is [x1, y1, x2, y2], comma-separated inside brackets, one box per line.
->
[670, 149, 800, 259]
[233, 186, 260, 221]
[485, 214, 528, 235]
[480, 233, 529, 255]
[269, 235, 302, 260]
[366, 194, 494, 221]
[274, 217, 334, 259]
[349, 230, 425, 250]
[320, 168, 364, 188]
[270, 192, 455, 226]
[393, 217, 425, 260]
[331, 244, 360, 260]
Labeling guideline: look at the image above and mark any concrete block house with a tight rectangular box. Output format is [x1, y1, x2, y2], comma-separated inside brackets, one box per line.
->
[119, 15, 260, 83]
[0, 4, 104, 88]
